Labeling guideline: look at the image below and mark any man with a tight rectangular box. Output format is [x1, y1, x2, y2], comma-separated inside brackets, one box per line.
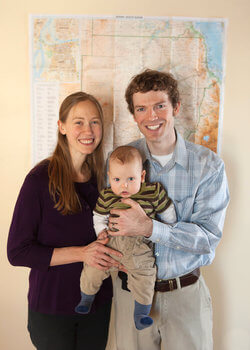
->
[108, 69, 229, 350]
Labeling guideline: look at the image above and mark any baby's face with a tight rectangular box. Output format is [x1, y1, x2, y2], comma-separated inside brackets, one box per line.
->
[108, 159, 145, 198]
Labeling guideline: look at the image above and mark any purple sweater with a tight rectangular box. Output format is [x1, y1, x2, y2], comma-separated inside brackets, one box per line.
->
[7, 161, 112, 315]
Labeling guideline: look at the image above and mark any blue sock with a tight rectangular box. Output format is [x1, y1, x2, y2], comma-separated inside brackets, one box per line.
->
[75, 292, 95, 314]
[134, 300, 153, 330]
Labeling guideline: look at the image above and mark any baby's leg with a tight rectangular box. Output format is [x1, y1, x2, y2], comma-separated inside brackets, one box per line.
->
[75, 264, 110, 314]
[75, 292, 96, 314]
[133, 300, 153, 330]
[126, 244, 156, 330]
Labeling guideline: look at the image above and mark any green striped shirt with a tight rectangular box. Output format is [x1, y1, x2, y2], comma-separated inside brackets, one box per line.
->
[95, 182, 171, 219]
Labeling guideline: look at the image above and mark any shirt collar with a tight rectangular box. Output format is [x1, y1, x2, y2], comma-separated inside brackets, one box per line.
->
[142, 129, 189, 171]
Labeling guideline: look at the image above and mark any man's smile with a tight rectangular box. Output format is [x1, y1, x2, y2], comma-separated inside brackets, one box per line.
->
[146, 124, 162, 130]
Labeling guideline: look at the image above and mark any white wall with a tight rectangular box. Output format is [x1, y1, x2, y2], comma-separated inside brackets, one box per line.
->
[1, 0, 250, 349]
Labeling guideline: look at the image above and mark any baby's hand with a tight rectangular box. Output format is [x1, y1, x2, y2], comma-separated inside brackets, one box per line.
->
[97, 229, 108, 241]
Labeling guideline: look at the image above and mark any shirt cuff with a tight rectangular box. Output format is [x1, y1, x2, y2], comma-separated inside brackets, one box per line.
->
[150, 219, 171, 244]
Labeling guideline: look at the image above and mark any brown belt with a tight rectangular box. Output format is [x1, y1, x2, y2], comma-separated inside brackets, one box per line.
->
[118, 268, 200, 293]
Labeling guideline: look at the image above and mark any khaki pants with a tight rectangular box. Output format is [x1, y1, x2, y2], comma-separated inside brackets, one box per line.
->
[80, 236, 156, 305]
[113, 275, 213, 350]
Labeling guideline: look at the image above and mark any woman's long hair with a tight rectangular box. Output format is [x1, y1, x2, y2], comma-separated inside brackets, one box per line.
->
[48, 91, 104, 215]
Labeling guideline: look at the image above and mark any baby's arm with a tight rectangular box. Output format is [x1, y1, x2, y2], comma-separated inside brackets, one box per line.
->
[93, 211, 109, 239]
[157, 202, 177, 224]
[97, 230, 109, 241]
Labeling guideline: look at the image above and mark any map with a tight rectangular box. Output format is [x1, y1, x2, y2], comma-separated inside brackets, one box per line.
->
[30, 15, 227, 164]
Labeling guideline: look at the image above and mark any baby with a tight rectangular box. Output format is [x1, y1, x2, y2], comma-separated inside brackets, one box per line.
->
[75, 146, 176, 330]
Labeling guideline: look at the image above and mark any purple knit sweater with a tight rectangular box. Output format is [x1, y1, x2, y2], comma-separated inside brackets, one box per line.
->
[7, 161, 112, 315]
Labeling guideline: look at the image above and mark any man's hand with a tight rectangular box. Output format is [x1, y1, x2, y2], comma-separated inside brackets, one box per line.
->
[107, 198, 153, 237]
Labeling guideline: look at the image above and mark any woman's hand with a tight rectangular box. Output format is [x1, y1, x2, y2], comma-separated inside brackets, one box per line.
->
[81, 237, 123, 271]
[50, 236, 123, 271]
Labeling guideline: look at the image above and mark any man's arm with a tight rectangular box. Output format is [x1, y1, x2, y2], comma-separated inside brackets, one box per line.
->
[108, 161, 229, 256]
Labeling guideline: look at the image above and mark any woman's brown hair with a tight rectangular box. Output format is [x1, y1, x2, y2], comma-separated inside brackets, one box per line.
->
[48, 91, 104, 215]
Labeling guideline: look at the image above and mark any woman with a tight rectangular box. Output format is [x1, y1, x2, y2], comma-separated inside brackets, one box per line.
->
[7, 92, 122, 350]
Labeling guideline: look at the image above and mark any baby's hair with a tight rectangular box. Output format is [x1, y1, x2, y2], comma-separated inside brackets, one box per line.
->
[109, 146, 143, 168]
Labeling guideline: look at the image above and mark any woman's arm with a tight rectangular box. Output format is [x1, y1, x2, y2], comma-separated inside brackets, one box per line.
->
[50, 238, 122, 270]
[8, 171, 122, 272]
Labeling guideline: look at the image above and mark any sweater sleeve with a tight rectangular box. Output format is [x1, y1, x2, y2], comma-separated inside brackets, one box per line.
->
[7, 172, 54, 271]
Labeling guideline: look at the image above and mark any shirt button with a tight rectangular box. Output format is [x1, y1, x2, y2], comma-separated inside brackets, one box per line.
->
[155, 252, 159, 256]
[176, 246, 180, 249]
[156, 239, 160, 242]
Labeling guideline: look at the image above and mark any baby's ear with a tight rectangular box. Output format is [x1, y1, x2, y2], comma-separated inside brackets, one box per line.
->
[141, 170, 146, 183]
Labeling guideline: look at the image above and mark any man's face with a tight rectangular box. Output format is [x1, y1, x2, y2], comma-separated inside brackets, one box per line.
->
[132, 90, 180, 153]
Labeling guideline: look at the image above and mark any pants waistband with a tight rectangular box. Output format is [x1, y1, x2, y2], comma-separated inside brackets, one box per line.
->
[118, 268, 200, 293]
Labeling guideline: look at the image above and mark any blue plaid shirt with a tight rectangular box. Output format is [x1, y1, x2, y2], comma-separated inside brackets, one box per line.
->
[129, 132, 229, 280]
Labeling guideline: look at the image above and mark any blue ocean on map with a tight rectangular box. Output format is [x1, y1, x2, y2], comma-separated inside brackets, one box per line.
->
[194, 21, 225, 82]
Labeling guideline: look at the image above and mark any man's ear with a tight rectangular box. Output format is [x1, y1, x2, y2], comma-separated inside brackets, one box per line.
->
[58, 120, 66, 135]
[173, 102, 181, 116]
[141, 170, 146, 183]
